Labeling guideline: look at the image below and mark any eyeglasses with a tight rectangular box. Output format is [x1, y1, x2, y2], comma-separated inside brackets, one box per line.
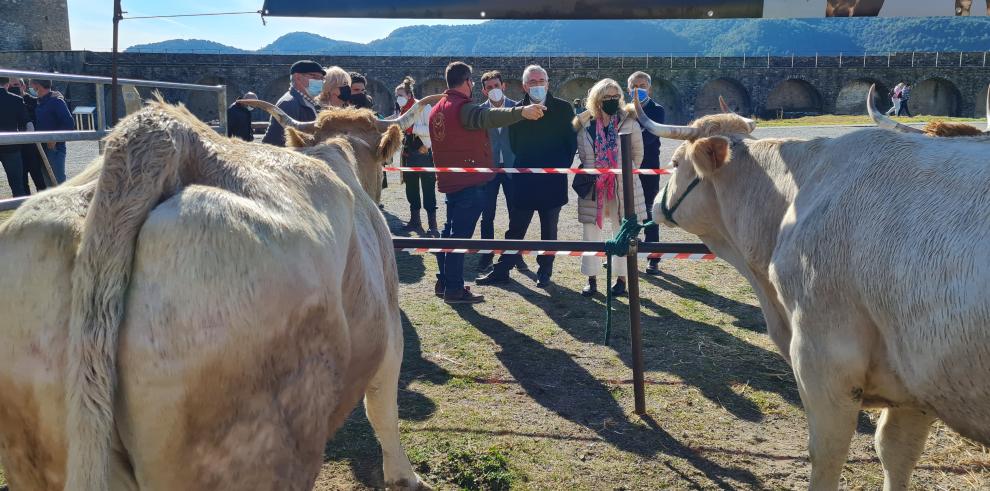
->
[602, 95, 621, 101]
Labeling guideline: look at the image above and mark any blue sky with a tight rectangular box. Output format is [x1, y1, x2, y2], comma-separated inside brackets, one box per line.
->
[67, 0, 484, 51]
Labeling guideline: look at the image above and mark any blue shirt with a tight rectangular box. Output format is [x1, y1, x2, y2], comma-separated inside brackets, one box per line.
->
[35, 92, 75, 151]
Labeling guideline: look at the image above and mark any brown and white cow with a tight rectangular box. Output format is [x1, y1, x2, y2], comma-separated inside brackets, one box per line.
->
[0, 96, 437, 490]
[636, 96, 990, 490]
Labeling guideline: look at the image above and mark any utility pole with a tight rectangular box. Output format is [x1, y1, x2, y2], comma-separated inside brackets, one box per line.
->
[111, 0, 123, 126]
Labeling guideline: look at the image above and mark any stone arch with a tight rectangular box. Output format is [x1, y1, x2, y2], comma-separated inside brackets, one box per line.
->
[187, 76, 240, 124]
[836, 78, 890, 115]
[695, 78, 751, 118]
[977, 86, 989, 121]
[558, 77, 597, 107]
[912, 77, 962, 116]
[419, 78, 447, 97]
[650, 78, 686, 124]
[765, 78, 823, 119]
[364, 77, 394, 116]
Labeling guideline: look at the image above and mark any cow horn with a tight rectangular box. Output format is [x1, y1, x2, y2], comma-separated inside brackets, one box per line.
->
[633, 86, 702, 140]
[237, 99, 317, 133]
[376, 94, 444, 131]
[866, 84, 923, 134]
[718, 95, 731, 113]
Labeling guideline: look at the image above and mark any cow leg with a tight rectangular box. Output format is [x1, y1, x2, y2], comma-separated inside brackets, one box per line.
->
[876, 407, 934, 491]
[364, 333, 430, 491]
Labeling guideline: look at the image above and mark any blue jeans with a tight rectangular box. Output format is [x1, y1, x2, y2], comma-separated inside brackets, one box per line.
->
[436, 184, 487, 295]
[43, 146, 66, 184]
[0, 148, 27, 197]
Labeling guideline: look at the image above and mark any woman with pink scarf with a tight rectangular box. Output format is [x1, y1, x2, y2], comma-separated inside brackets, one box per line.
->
[574, 78, 648, 297]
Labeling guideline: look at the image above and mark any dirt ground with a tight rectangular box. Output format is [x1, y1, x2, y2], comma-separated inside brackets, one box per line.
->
[2, 126, 988, 490]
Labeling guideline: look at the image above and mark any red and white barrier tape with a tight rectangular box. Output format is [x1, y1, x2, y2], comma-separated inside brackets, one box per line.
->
[383, 167, 671, 175]
[398, 248, 715, 260]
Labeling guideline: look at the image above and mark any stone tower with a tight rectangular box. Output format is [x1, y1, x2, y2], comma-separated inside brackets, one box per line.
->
[0, 0, 71, 51]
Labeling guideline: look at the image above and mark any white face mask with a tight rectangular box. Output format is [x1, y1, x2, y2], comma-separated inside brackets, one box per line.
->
[528, 85, 547, 102]
[396, 96, 408, 107]
[487, 88, 504, 102]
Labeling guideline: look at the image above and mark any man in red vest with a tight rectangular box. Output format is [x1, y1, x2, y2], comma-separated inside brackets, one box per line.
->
[429, 61, 546, 304]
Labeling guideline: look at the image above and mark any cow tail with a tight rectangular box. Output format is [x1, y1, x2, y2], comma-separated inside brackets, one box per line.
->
[65, 111, 187, 490]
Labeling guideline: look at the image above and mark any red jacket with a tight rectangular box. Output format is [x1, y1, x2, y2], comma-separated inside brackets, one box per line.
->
[429, 89, 494, 194]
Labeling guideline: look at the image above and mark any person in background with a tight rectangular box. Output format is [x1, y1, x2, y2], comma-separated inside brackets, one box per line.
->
[227, 91, 257, 142]
[30, 78, 74, 184]
[574, 98, 586, 114]
[897, 83, 912, 117]
[349, 92, 377, 113]
[627, 71, 666, 275]
[885, 83, 903, 117]
[477, 64, 575, 289]
[395, 76, 439, 235]
[476, 70, 527, 274]
[6, 78, 47, 192]
[317, 66, 353, 109]
[349, 72, 367, 97]
[0, 76, 29, 196]
[262, 60, 325, 147]
[574, 78, 647, 297]
[429, 61, 545, 304]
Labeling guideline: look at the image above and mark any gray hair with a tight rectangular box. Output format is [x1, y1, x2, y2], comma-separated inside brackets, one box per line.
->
[522, 64, 548, 83]
[627, 71, 651, 90]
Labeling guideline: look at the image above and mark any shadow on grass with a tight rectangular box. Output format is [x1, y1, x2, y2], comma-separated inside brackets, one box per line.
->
[643, 270, 765, 332]
[450, 305, 764, 489]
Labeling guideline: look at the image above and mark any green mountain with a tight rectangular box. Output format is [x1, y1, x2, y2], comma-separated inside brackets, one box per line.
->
[125, 17, 990, 56]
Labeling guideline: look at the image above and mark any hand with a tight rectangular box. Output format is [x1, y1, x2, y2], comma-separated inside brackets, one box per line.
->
[521, 104, 546, 121]
[46, 141, 55, 150]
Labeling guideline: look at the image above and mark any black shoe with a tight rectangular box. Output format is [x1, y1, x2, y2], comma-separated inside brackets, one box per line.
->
[434, 279, 445, 298]
[536, 272, 551, 288]
[444, 287, 485, 304]
[582, 277, 597, 297]
[476, 270, 511, 285]
[477, 254, 494, 273]
[611, 278, 627, 296]
[645, 259, 661, 276]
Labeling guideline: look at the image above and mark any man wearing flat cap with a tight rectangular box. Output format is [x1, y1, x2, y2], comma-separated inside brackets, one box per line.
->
[262, 60, 325, 147]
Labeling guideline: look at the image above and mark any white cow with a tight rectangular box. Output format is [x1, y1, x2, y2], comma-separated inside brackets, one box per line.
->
[635, 96, 990, 490]
[0, 96, 438, 490]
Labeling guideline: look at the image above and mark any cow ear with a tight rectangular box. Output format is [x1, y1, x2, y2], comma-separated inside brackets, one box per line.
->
[286, 127, 317, 147]
[690, 136, 731, 179]
[377, 124, 403, 162]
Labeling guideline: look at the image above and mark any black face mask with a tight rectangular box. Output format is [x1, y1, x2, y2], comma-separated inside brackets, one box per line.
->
[602, 99, 620, 116]
[8, 87, 21, 95]
[338, 85, 352, 101]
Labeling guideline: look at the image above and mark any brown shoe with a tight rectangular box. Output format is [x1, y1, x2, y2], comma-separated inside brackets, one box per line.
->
[444, 287, 485, 304]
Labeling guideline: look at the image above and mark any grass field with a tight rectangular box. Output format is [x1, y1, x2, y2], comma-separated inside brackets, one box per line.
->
[755, 114, 984, 127]
[2, 166, 989, 490]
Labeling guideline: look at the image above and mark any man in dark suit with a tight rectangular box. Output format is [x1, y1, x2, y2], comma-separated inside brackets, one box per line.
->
[262, 60, 325, 147]
[0, 76, 29, 197]
[227, 91, 257, 142]
[477, 70, 527, 273]
[628, 71, 666, 275]
[478, 65, 577, 288]
[6, 78, 48, 192]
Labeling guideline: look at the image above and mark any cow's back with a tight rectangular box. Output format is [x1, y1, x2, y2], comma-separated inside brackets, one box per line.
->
[771, 129, 990, 443]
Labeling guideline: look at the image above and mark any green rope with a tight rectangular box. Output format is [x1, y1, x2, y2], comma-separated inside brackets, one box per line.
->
[603, 217, 655, 345]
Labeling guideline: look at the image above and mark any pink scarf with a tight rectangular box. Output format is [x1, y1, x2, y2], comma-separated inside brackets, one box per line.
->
[592, 115, 620, 228]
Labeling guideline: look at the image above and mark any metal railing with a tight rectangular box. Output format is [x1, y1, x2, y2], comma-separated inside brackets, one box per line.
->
[0, 68, 228, 144]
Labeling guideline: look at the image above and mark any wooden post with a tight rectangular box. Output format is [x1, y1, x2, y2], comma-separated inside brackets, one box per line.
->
[619, 132, 646, 416]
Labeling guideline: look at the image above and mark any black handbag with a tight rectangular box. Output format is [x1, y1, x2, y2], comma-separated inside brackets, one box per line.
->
[572, 173, 597, 200]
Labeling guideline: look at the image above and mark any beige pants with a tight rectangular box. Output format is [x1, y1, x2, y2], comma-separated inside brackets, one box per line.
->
[581, 199, 626, 277]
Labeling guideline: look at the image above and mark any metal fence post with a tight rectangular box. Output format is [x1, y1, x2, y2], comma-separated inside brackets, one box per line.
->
[959, 51, 963, 67]
[791, 53, 794, 68]
[217, 85, 227, 135]
[718, 55, 721, 68]
[935, 51, 939, 67]
[766, 52, 770, 68]
[887, 52, 891, 67]
[646, 53, 649, 68]
[839, 52, 843, 67]
[694, 55, 697, 68]
[984, 51, 988, 67]
[911, 51, 915, 67]
[863, 53, 866, 67]
[815, 52, 818, 68]
[670, 54, 673, 68]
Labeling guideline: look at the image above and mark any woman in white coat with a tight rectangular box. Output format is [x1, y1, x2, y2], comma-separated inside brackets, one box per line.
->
[574, 78, 649, 297]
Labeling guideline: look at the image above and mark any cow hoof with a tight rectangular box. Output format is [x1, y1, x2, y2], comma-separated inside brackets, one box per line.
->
[386, 475, 433, 491]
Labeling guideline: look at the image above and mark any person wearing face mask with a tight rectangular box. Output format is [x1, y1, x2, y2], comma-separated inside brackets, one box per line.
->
[476, 70, 527, 274]
[226, 91, 257, 142]
[0, 76, 30, 197]
[429, 61, 546, 304]
[394, 76, 439, 235]
[262, 60, 325, 147]
[573, 78, 647, 298]
[317, 66, 353, 109]
[477, 64, 576, 289]
[30, 78, 74, 184]
[6, 78, 48, 193]
[627, 71, 666, 275]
